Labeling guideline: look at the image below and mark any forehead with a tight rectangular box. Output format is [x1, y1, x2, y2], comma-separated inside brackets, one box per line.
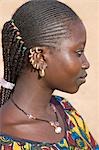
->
[70, 20, 86, 44]
[58, 20, 86, 50]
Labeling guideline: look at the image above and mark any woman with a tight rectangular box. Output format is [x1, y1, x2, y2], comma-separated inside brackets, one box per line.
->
[0, 0, 98, 149]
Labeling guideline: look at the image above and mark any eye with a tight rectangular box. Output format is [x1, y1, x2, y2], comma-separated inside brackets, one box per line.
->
[76, 49, 84, 57]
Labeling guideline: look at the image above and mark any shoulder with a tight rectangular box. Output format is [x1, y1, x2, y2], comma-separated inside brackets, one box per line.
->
[52, 95, 76, 112]
[52, 95, 86, 126]
[52, 95, 99, 148]
[52, 95, 91, 137]
[52, 95, 85, 131]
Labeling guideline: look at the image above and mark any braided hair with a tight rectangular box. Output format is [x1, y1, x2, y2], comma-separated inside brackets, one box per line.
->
[0, 0, 80, 106]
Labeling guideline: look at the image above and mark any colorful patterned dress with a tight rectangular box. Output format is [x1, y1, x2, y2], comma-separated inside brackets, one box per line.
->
[0, 95, 99, 150]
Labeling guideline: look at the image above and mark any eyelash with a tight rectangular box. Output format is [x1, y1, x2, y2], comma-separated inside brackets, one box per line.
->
[76, 50, 83, 57]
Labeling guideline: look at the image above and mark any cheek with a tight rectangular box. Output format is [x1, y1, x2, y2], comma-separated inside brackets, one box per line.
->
[44, 53, 81, 91]
[62, 54, 81, 78]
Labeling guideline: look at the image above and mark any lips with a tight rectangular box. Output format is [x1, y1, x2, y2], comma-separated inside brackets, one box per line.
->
[77, 73, 87, 84]
[80, 73, 87, 79]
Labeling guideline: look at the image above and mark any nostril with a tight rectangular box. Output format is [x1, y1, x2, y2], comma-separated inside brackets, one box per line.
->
[82, 55, 90, 69]
[82, 61, 90, 69]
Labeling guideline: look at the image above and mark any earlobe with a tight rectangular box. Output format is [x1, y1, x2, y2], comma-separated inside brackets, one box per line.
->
[29, 47, 48, 78]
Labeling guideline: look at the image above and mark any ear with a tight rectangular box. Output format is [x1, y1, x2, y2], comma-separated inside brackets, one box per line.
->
[34, 46, 53, 59]
[29, 47, 49, 77]
[29, 46, 53, 63]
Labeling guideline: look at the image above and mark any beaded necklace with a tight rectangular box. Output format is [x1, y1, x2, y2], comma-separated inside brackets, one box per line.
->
[11, 98, 62, 134]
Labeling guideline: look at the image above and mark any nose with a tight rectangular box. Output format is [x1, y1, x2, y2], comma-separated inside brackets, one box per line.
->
[81, 54, 90, 69]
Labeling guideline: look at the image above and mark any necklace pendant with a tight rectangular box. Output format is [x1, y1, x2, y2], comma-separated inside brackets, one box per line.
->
[50, 121, 62, 134]
[55, 126, 62, 134]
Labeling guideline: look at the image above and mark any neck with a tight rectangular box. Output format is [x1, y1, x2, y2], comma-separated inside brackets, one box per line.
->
[11, 69, 54, 115]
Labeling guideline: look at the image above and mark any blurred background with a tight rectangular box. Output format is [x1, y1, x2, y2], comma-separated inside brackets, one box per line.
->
[0, 0, 99, 142]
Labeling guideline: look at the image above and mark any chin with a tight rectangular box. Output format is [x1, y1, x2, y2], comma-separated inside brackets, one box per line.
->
[60, 85, 80, 94]
[68, 89, 79, 94]
[56, 82, 83, 94]
[65, 89, 79, 94]
[57, 88, 78, 94]
[68, 82, 85, 94]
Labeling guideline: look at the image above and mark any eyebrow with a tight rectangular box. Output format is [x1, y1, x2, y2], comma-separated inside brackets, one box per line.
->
[80, 40, 86, 45]
[77, 41, 86, 48]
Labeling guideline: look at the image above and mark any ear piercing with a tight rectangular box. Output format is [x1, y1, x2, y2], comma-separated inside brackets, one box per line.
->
[29, 47, 47, 77]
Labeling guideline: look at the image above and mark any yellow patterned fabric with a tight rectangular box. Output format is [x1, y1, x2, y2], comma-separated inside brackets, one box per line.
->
[0, 95, 99, 150]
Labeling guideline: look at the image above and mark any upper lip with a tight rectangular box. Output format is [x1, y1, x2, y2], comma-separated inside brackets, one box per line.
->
[80, 73, 87, 78]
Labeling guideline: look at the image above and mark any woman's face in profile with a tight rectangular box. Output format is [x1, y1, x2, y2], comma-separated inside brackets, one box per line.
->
[45, 20, 90, 93]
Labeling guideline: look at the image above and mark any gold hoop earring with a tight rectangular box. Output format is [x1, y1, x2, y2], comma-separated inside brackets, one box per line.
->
[39, 69, 45, 77]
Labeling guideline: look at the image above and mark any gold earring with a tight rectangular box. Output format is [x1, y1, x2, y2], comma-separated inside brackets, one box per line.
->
[39, 69, 45, 77]
[29, 47, 47, 77]
[29, 47, 43, 69]
[29, 48, 35, 66]
[39, 61, 47, 77]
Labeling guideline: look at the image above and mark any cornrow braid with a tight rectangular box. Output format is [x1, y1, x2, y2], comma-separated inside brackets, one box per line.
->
[0, 0, 80, 106]
[0, 20, 28, 106]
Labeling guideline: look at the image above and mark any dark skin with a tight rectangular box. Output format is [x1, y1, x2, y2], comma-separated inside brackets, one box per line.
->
[1, 20, 90, 143]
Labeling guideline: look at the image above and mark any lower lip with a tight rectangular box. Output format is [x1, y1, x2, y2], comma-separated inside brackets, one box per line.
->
[79, 78, 86, 83]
